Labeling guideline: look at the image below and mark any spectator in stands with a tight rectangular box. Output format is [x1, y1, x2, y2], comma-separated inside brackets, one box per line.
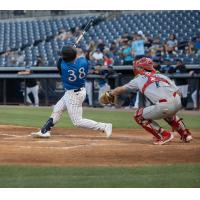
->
[119, 32, 132, 45]
[103, 53, 114, 67]
[6, 50, 18, 67]
[110, 41, 119, 55]
[153, 59, 162, 72]
[144, 34, 153, 49]
[35, 56, 45, 66]
[56, 28, 72, 41]
[97, 39, 105, 52]
[16, 52, 25, 66]
[74, 27, 81, 35]
[121, 40, 133, 65]
[91, 48, 104, 65]
[85, 40, 97, 65]
[148, 36, 164, 59]
[188, 36, 200, 55]
[164, 34, 178, 55]
[87, 40, 96, 52]
[131, 31, 147, 59]
[160, 58, 175, 74]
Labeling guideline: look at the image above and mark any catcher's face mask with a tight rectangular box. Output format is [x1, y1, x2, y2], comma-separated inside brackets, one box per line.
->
[133, 57, 156, 76]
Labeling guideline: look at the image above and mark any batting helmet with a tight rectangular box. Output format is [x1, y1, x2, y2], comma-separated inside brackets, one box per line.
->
[61, 45, 77, 62]
[133, 57, 156, 76]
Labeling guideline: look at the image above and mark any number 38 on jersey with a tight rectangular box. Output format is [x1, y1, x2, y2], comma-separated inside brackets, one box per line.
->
[68, 67, 86, 82]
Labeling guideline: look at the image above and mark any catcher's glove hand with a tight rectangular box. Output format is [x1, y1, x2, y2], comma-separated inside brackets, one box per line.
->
[99, 91, 115, 105]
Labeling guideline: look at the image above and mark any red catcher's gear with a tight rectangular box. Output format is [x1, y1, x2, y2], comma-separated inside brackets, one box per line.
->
[133, 57, 156, 76]
[134, 108, 162, 140]
[141, 71, 170, 94]
[134, 108, 173, 144]
[164, 116, 192, 142]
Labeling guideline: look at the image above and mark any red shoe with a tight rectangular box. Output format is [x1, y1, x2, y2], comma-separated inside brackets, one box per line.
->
[153, 132, 174, 145]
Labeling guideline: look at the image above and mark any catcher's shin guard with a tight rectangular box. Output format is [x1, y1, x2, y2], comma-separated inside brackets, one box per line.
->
[164, 115, 192, 142]
[134, 108, 163, 140]
[41, 118, 54, 134]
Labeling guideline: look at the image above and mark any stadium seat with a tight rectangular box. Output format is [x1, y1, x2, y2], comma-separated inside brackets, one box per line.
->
[0, 11, 200, 66]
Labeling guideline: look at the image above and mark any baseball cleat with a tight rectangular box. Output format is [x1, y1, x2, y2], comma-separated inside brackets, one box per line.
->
[153, 132, 174, 145]
[31, 130, 51, 138]
[104, 123, 112, 138]
[186, 135, 193, 142]
[181, 134, 193, 142]
[180, 129, 193, 142]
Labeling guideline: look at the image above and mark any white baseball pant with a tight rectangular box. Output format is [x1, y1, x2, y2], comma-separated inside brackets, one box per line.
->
[85, 80, 93, 106]
[142, 94, 182, 120]
[178, 85, 188, 98]
[191, 90, 200, 108]
[26, 85, 39, 106]
[51, 87, 107, 131]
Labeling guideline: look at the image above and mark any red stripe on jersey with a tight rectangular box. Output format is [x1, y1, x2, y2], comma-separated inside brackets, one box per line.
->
[141, 72, 170, 94]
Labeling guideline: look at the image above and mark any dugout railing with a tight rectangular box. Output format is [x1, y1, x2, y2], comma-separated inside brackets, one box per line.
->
[0, 66, 199, 109]
[0, 72, 121, 106]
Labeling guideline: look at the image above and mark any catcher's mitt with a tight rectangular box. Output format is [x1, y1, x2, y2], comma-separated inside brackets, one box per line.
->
[99, 91, 115, 105]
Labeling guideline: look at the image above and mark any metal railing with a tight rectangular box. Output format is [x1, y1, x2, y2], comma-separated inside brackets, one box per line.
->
[0, 66, 199, 108]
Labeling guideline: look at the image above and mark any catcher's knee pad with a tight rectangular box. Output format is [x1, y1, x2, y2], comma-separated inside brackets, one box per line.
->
[134, 108, 163, 140]
[134, 108, 144, 124]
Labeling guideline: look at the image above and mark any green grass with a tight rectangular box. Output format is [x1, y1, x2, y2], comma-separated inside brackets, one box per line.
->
[0, 106, 199, 188]
[0, 106, 199, 129]
[0, 164, 199, 188]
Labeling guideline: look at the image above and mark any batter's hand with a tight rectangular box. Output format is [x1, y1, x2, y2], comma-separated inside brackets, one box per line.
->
[99, 91, 115, 105]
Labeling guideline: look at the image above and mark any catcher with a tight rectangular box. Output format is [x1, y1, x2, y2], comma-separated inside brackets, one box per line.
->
[100, 57, 192, 145]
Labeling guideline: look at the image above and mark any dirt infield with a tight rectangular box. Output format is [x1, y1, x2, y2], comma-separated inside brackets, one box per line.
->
[0, 125, 199, 167]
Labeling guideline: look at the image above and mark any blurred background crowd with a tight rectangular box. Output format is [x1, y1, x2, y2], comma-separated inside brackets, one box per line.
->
[0, 10, 199, 109]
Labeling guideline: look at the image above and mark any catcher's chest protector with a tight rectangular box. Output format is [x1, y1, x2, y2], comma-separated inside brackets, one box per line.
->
[141, 73, 170, 94]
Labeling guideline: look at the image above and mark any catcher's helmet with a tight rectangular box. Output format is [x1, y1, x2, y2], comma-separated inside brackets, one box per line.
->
[61, 45, 77, 62]
[133, 57, 156, 76]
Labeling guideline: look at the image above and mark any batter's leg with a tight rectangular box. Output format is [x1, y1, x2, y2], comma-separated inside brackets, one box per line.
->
[65, 89, 112, 138]
[31, 95, 67, 138]
[50, 96, 67, 124]
[134, 108, 173, 145]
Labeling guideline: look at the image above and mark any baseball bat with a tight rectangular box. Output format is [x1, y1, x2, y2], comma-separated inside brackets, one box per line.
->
[73, 18, 94, 48]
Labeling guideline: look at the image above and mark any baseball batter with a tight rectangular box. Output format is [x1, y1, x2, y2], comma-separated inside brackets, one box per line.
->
[100, 57, 192, 145]
[31, 46, 112, 138]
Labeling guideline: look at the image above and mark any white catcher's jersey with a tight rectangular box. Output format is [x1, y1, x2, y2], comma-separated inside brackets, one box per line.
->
[124, 72, 179, 104]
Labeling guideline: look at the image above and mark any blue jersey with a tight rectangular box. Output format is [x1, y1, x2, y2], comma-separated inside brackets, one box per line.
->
[57, 56, 89, 90]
